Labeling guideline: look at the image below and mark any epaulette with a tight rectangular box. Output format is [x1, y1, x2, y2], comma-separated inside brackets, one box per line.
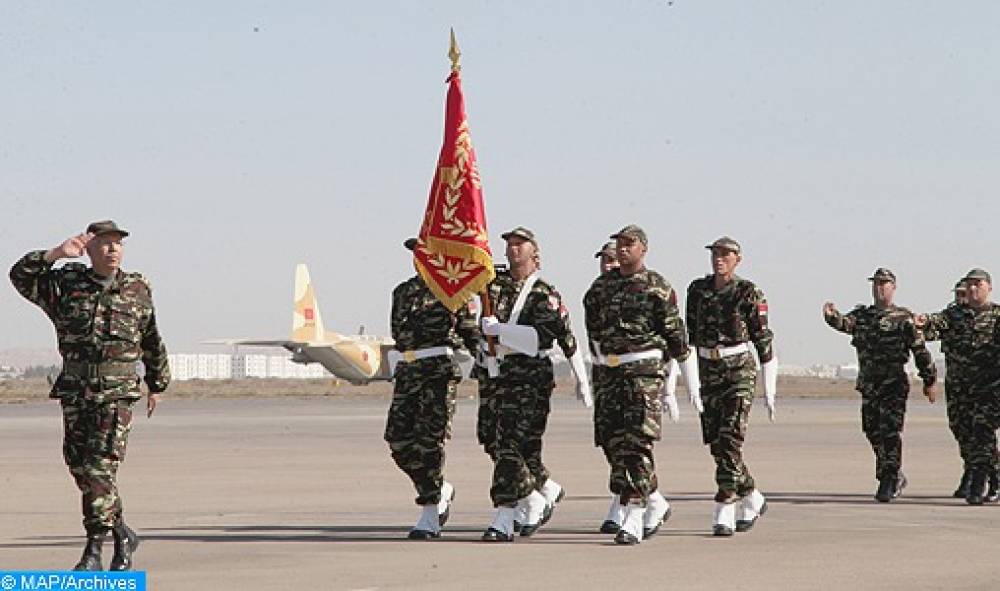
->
[121, 271, 152, 293]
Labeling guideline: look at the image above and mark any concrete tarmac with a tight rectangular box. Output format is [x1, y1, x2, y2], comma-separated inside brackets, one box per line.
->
[1, 395, 997, 590]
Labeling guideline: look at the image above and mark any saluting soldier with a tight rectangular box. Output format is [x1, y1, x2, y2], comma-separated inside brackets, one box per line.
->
[687, 236, 775, 536]
[919, 279, 977, 498]
[384, 238, 479, 539]
[584, 225, 700, 545]
[9, 221, 170, 571]
[477, 227, 591, 542]
[823, 268, 937, 503]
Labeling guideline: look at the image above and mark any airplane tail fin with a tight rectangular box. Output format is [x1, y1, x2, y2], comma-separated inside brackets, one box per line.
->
[292, 264, 326, 342]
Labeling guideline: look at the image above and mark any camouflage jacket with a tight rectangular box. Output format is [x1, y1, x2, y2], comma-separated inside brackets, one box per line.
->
[584, 267, 690, 376]
[922, 302, 975, 375]
[390, 275, 479, 357]
[686, 274, 774, 364]
[825, 303, 936, 386]
[9, 250, 171, 401]
[959, 302, 1000, 384]
[478, 268, 577, 377]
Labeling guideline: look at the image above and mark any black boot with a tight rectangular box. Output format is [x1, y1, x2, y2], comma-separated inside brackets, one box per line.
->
[952, 470, 971, 498]
[875, 477, 894, 503]
[109, 521, 139, 571]
[72, 533, 105, 571]
[966, 470, 987, 506]
[986, 472, 999, 504]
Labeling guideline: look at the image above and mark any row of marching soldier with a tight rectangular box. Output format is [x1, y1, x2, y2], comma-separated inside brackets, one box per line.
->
[386, 223, 775, 545]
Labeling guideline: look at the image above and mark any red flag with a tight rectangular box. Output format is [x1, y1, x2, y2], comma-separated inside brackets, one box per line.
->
[413, 66, 495, 311]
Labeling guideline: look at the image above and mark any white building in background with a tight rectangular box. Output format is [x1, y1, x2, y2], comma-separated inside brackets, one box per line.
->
[168, 353, 329, 380]
[231, 354, 269, 379]
[168, 354, 232, 380]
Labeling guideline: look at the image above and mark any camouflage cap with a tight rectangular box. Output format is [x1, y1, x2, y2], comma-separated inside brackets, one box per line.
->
[610, 224, 647, 247]
[705, 236, 741, 254]
[868, 267, 896, 283]
[965, 268, 992, 284]
[403, 238, 418, 251]
[85, 220, 129, 238]
[501, 226, 538, 246]
[594, 241, 617, 259]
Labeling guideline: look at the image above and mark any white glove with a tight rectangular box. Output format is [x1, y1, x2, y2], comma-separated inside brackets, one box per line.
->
[761, 357, 778, 422]
[661, 359, 680, 422]
[576, 380, 594, 408]
[481, 316, 501, 337]
[661, 386, 680, 422]
[678, 354, 703, 414]
[496, 323, 539, 356]
[665, 358, 679, 397]
[568, 349, 593, 408]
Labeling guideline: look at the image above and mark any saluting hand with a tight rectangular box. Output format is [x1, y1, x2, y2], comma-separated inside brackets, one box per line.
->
[822, 302, 837, 316]
[46, 232, 94, 262]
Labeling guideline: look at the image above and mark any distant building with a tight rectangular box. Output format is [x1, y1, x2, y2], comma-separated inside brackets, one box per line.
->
[169, 353, 329, 380]
[231, 354, 269, 379]
[0, 365, 20, 380]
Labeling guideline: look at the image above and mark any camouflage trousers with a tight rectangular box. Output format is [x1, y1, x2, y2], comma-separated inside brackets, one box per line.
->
[858, 376, 908, 479]
[944, 373, 973, 469]
[476, 377, 500, 460]
[384, 361, 459, 506]
[699, 374, 756, 500]
[594, 368, 663, 505]
[482, 374, 554, 507]
[61, 397, 134, 534]
[966, 377, 1000, 474]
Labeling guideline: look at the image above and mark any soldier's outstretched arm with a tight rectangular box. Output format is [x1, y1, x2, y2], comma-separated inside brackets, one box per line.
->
[823, 302, 854, 334]
[905, 318, 938, 402]
[917, 311, 948, 342]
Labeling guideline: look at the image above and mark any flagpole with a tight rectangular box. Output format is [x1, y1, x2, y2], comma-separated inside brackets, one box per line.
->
[449, 28, 498, 375]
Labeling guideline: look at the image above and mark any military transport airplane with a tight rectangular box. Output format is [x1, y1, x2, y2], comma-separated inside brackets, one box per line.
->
[208, 264, 397, 385]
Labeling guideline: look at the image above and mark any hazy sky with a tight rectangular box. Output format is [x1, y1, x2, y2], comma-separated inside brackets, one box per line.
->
[3, 1, 998, 366]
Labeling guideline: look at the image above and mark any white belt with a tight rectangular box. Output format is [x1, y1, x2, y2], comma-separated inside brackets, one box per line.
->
[388, 346, 454, 374]
[475, 343, 553, 366]
[697, 343, 750, 360]
[594, 349, 663, 368]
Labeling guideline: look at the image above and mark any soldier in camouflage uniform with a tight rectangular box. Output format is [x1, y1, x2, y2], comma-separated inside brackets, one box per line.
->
[477, 227, 591, 542]
[919, 279, 976, 498]
[823, 267, 937, 503]
[584, 225, 699, 545]
[687, 236, 776, 536]
[592, 240, 627, 534]
[9, 220, 170, 571]
[927, 269, 1000, 505]
[384, 238, 479, 539]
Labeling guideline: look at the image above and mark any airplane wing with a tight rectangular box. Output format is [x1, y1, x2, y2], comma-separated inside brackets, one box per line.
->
[203, 339, 299, 348]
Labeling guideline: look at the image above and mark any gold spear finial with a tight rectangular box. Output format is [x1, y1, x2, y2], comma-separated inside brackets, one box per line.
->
[448, 28, 461, 73]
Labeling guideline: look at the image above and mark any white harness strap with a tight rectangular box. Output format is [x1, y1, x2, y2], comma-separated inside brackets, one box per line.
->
[484, 271, 540, 378]
[509, 271, 540, 325]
